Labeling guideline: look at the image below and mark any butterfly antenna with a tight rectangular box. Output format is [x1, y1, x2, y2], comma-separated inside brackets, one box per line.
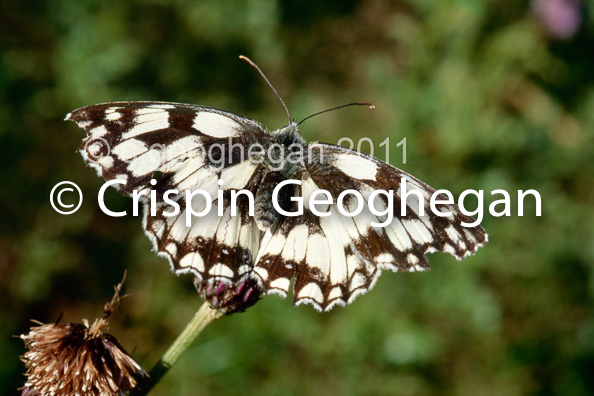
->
[239, 55, 291, 124]
[298, 102, 375, 126]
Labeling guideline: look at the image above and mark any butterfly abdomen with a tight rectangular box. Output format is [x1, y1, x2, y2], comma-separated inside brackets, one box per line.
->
[254, 171, 295, 231]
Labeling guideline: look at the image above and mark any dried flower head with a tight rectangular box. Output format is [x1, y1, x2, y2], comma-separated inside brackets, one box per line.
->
[20, 272, 148, 395]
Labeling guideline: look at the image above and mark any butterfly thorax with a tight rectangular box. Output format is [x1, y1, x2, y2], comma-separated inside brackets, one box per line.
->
[268, 122, 307, 175]
[252, 122, 307, 231]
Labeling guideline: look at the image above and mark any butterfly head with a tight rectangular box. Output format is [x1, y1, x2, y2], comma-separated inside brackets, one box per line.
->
[272, 121, 306, 148]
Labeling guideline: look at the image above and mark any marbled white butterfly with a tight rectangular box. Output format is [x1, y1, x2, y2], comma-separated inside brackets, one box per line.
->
[66, 57, 487, 314]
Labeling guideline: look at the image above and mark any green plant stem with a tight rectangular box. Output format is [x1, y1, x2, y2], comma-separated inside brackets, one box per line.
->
[131, 303, 223, 395]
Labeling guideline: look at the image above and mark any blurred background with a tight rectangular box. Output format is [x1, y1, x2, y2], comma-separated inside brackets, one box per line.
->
[1, 0, 593, 394]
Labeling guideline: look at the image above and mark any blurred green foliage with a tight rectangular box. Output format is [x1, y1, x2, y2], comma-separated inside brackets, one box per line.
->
[2, 0, 593, 394]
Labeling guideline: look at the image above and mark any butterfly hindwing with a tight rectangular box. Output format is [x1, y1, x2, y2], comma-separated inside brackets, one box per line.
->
[144, 160, 263, 281]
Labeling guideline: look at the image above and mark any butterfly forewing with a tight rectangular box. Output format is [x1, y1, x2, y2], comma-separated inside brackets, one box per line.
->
[67, 102, 268, 194]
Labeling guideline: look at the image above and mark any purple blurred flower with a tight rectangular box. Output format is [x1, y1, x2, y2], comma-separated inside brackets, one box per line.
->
[532, 0, 582, 39]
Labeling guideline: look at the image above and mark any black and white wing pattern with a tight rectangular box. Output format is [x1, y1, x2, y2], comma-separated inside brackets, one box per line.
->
[252, 144, 487, 312]
[68, 101, 488, 314]
[67, 102, 271, 311]
[67, 102, 269, 194]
